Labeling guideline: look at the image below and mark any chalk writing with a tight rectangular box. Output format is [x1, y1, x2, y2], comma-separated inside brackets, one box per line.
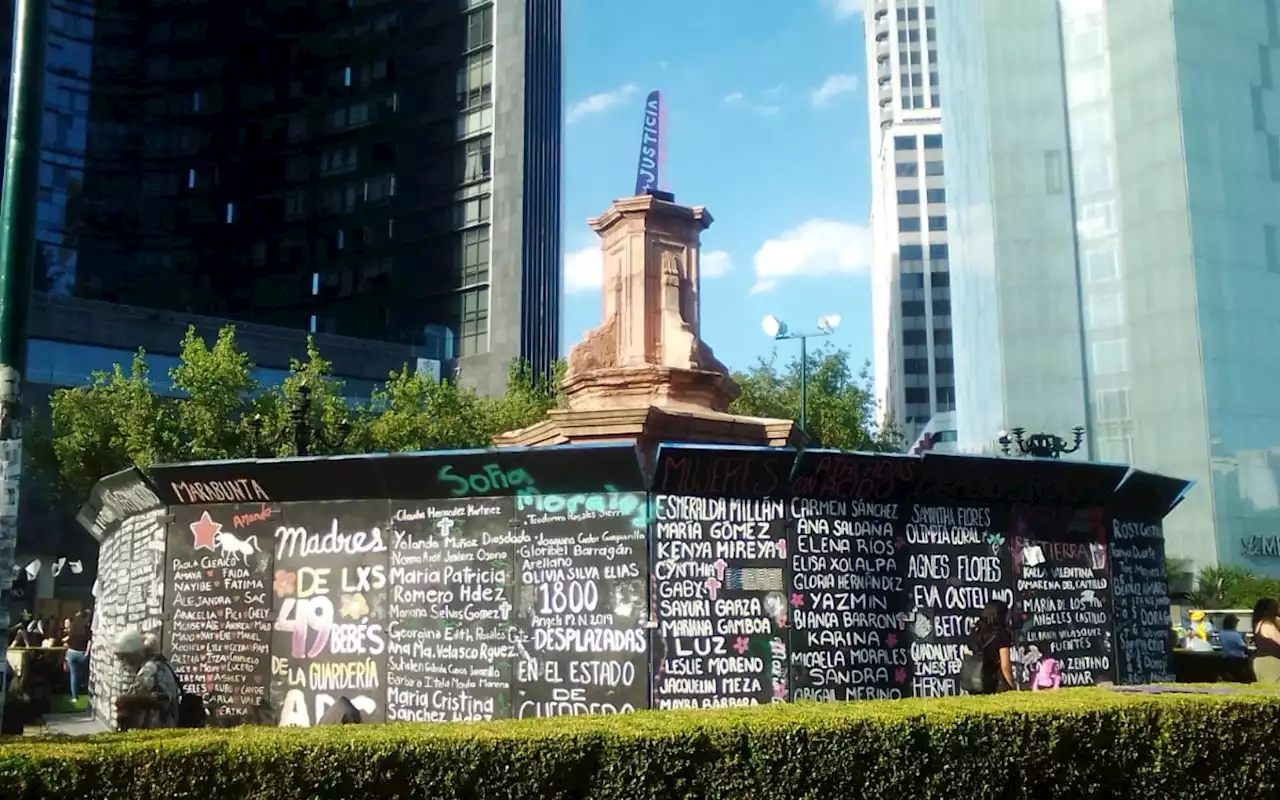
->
[385, 498, 516, 722]
[652, 495, 787, 708]
[437, 464, 533, 497]
[1012, 507, 1113, 687]
[1110, 518, 1173, 683]
[791, 454, 918, 502]
[516, 485, 651, 527]
[101, 481, 162, 521]
[654, 453, 786, 497]
[167, 504, 274, 717]
[514, 490, 649, 718]
[789, 497, 909, 701]
[904, 503, 1011, 697]
[171, 478, 270, 505]
[271, 502, 389, 726]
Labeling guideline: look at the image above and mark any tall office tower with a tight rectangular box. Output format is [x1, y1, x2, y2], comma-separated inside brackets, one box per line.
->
[865, 0, 956, 451]
[938, 0, 1280, 571]
[6, 0, 562, 395]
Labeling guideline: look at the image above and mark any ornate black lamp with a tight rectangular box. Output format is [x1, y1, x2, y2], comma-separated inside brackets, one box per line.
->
[997, 426, 1085, 459]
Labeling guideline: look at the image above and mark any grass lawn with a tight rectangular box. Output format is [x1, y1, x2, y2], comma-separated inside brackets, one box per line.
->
[46, 695, 88, 715]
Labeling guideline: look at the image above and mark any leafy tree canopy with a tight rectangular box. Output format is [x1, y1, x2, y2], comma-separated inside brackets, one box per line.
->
[1183, 564, 1280, 611]
[28, 332, 898, 508]
[728, 344, 900, 452]
[28, 325, 563, 507]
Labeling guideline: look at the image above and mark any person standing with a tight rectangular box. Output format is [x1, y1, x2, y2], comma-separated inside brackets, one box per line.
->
[64, 611, 91, 703]
[965, 600, 1017, 693]
[113, 629, 180, 730]
[1252, 599, 1280, 684]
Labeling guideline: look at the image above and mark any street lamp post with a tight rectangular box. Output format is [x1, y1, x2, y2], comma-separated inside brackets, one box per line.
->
[249, 384, 352, 457]
[761, 314, 841, 433]
[0, 0, 49, 714]
[997, 426, 1086, 459]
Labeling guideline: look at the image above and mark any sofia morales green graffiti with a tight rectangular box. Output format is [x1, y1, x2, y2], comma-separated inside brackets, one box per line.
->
[435, 463, 651, 527]
[516, 485, 651, 527]
[436, 464, 534, 496]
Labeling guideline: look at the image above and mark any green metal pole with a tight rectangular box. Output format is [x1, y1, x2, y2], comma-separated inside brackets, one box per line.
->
[0, 0, 48, 712]
[799, 335, 808, 434]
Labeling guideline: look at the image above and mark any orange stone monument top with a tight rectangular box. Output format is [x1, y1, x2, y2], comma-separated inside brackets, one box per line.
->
[493, 193, 803, 451]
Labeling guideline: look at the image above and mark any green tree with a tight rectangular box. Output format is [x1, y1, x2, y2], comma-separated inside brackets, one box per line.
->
[1189, 565, 1280, 610]
[28, 351, 166, 507]
[30, 325, 563, 505]
[729, 344, 900, 451]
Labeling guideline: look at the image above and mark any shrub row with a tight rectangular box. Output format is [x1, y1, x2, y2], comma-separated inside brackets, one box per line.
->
[2, 689, 1280, 800]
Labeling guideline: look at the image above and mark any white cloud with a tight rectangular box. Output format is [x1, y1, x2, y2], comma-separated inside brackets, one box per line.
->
[563, 246, 732, 294]
[701, 250, 733, 277]
[724, 90, 779, 116]
[751, 219, 871, 294]
[567, 83, 639, 124]
[810, 73, 860, 107]
[821, 0, 864, 19]
[564, 245, 604, 294]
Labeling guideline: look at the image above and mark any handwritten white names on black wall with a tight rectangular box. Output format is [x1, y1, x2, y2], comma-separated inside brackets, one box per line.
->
[1013, 515, 1112, 687]
[653, 495, 788, 708]
[1110, 520, 1173, 683]
[271, 503, 389, 727]
[514, 491, 648, 718]
[789, 498, 909, 700]
[904, 504, 1010, 697]
[385, 500, 516, 722]
[166, 505, 273, 717]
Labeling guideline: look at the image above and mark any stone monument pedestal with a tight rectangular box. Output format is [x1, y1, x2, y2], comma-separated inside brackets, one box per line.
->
[493, 193, 804, 454]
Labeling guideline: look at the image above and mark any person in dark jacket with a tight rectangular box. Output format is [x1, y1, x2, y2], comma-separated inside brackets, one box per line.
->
[317, 696, 363, 725]
[966, 600, 1017, 693]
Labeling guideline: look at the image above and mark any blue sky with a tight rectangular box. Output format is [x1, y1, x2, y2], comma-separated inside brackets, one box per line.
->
[561, 0, 873, 374]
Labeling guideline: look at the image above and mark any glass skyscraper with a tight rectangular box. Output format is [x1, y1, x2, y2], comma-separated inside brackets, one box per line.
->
[937, 0, 1280, 573]
[2, 0, 562, 395]
[865, 0, 957, 450]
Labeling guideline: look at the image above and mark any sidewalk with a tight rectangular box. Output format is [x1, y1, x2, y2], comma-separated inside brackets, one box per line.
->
[24, 711, 110, 737]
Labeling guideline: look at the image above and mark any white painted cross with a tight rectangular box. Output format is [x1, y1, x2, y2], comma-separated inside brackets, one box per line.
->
[435, 516, 455, 537]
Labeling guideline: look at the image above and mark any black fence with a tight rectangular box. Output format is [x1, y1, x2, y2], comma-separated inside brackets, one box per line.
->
[83, 443, 1190, 726]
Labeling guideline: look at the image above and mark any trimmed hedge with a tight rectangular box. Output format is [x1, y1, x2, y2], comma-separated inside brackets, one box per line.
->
[3, 689, 1280, 799]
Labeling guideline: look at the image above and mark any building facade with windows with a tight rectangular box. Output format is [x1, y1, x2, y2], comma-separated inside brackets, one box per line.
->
[20, 291, 433, 605]
[937, 0, 1280, 573]
[865, 0, 955, 448]
[3, 0, 561, 397]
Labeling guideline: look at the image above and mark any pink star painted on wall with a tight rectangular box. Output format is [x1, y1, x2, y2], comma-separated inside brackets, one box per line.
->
[894, 536, 906, 551]
[885, 633, 898, 648]
[790, 592, 805, 608]
[189, 511, 222, 552]
[733, 636, 749, 654]
[894, 667, 908, 684]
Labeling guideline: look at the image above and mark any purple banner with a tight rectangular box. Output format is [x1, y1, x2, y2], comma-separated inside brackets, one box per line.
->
[634, 90, 661, 195]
